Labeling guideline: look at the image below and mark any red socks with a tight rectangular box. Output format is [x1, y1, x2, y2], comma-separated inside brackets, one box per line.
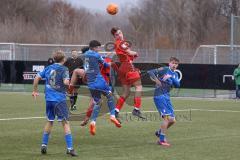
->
[116, 96, 141, 111]
[116, 96, 125, 112]
[134, 97, 141, 109]
[86, 99, 94, 118]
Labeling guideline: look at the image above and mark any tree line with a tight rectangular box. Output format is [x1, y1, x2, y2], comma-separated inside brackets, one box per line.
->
[0, 0, 239, 49]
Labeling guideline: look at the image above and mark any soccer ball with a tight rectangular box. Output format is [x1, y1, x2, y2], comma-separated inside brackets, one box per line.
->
[106, 3, 118, 15]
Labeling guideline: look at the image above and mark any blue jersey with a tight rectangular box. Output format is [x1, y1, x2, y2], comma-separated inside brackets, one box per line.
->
[148, 67, 180, 97]
[84, 50, 109, 83]
[38, 63, 69, 102]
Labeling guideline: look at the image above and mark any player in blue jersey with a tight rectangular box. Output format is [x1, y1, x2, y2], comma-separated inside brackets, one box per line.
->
[147, 57, 180, 147]
[84, 40, 121, 135]
[32, 51, 77, 156]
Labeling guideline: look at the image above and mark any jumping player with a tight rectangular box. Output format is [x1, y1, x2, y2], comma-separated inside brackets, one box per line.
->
[32, 51, 77, 156]
[80, 52, 117, 126]
[84, 40, 121, 135]
[147, 57, 180, 147]
[111, 27, 143, 118]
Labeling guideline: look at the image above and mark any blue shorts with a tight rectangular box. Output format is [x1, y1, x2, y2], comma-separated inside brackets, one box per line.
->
[46, 101, 69, 121]
[153, 95, 175, 118]
[88, 76, 111, 103]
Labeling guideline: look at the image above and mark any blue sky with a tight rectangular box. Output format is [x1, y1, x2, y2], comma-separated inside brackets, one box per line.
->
[66, 0, 140, 12]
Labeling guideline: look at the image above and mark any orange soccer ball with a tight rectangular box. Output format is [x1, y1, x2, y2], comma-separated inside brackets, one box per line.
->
[106, 3, 118, 15]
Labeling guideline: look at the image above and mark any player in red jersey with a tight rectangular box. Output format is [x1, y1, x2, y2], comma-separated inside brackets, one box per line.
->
[111, 27, 144, 119]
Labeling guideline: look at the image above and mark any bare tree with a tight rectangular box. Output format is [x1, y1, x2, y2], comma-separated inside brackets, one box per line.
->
[0, 0, 239, 49]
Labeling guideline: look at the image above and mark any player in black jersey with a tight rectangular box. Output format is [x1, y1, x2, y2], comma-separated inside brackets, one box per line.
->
[64, 49, 84, 111]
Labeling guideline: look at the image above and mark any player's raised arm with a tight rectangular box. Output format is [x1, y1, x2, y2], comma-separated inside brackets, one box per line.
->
[147, 68, 162, 86]
[147, 69, 158, 81]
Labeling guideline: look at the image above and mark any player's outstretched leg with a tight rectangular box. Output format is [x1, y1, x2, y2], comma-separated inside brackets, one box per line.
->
[115, 85, 130, 119]
[115, 96, 125, 116]
[132, 96, 144, 118]
[69, 69, 85, 111]
[80, 99, 94, 126]
[132, 80, 145, 119]
[89, 100, 101, 135]
[106, 93, 121, 128]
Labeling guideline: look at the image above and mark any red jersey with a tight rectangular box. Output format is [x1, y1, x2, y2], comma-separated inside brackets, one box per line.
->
[114, 39, 134, 63]
[114, 39, 140, 85]
[99, 57, 112, 84]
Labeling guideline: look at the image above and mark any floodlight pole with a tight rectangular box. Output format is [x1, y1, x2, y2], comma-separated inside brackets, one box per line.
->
[230, 14, 234, 47]
[214, 46, 217, 65]
[230, 14, 240, 64]
[230, 14, 234, 63]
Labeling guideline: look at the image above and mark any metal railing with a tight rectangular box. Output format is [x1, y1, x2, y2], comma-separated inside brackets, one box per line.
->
[1, 43, 240, 64]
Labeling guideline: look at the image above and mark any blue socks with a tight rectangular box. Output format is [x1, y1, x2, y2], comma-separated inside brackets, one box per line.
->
[91, 104, 101, 122]
[107, 95, 115, 116]
[65, 134, 73, 150]
[90, 94, 115, 122]
[42, 132, 73, 150]
[42, 132, 49, 145]
[160, 133, 165, 142]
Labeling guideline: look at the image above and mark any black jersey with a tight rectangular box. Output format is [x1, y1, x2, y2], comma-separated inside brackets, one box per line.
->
[64, 56, 84, 75]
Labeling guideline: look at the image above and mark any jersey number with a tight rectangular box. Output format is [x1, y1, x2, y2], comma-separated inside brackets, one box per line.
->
[49, 70, 57, 87]
[84, 58, 89, 70]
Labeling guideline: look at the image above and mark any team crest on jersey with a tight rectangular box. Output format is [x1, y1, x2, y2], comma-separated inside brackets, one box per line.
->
[119, 41, 132, 51]
[120, 42, 128, 50]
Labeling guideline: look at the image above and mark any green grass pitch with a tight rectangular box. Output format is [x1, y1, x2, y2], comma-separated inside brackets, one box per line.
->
[0, 92, 240, 160]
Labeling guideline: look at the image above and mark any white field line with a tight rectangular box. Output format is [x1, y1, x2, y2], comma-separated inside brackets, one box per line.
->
[120, 109, 240, 114]
[186, 109, 240, 113]
[0, 116, 44, 121]
[1, 109, 240, 121]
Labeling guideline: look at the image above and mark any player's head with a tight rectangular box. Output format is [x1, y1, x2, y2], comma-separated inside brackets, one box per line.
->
[81, 46, 89, 54]
[169, 57, 179, 71]
[53, 50, 66, 64]
[111, 27, 123, 40]
[89, 40, 101, 52]
[71, 49, 78, 59]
